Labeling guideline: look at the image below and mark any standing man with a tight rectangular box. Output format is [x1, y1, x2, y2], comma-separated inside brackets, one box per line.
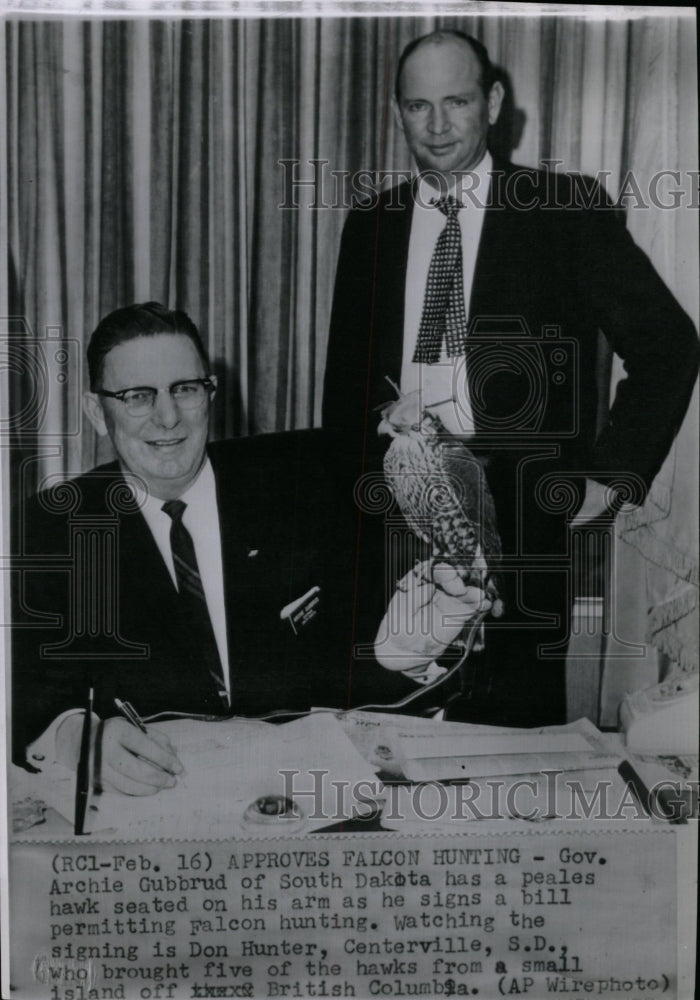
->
[323, 31, 698, 723]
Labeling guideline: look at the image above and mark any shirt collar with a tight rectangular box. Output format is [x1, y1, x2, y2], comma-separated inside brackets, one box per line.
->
[127, 455, 215, 515]
[415, 150, 493, 208]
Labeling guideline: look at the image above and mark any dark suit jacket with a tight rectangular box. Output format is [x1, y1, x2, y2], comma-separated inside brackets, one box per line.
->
[323, 163, 698, 533]
[11, 430, 412, 761]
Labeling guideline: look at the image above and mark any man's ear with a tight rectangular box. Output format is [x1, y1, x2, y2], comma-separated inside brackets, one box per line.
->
[83, 392, 109, 437]
[391, 95, 405, 135]
[488, 81, 505, 126]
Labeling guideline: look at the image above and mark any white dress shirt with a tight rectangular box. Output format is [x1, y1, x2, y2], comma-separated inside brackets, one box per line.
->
[400, 152, 493, 437]
[135, 458, 231, 700]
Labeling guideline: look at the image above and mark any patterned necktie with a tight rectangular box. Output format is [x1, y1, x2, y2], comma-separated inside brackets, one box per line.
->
[412, 196, 469, 364]
[162, 499, 229, 707]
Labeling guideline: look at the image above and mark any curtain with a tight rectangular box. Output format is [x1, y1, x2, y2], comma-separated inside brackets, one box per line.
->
[5, 11, 698, 676]
[6, 16, 403, 477]
[600, 16, 699, 712]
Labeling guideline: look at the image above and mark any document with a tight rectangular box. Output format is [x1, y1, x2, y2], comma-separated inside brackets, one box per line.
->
[10, 713, 378, 838]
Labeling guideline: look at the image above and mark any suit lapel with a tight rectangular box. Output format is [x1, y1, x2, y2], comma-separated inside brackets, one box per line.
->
[209, 445, 261, 684]
[370, 183, 415, 398]
[121, 504, 175, 594]
[80, 464, 177, 604]
[469, 160, 518, 321]
[467, 161, 540, 433]
[210, 441, 310, 713]
[111, 474, 184, 643]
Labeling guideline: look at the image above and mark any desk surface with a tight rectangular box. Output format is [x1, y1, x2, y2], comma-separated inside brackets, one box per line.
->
[12, 712, 696, 840]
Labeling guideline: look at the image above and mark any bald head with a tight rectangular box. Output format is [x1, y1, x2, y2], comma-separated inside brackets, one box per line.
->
[395, 31, 495, 103]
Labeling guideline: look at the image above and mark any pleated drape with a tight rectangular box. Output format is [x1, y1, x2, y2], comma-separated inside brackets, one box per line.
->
[4, 12, 698, 676]
[602, 16, 699, 707]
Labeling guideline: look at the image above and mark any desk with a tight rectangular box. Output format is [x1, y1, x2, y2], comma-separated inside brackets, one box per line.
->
[11, 711, 695, 839]
[7, 711, 697, 1000]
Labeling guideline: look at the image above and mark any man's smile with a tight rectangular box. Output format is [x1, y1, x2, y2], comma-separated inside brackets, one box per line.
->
[145, 437, 187, 448]
[427, 141, 457, 153]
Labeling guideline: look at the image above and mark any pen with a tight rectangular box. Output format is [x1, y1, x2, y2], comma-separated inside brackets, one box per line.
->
[115, 698, 183, 778]
[114, 697, 148, 733]
[618, 759, 688, 824]
[618, 760, 652, 819]
[114, 698, 185, 780]
[74, 687, 93, 836]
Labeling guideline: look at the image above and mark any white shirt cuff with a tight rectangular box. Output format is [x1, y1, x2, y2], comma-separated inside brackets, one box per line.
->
[401, 661, 449, 686]
[26, 709, 98, 770]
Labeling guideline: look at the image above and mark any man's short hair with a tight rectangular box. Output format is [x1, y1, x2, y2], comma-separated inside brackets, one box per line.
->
[87, 301, 210, 390]
[395, 30, 496, 102]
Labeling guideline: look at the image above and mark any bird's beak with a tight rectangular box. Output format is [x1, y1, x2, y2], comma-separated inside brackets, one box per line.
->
[378, 418, 398, 437]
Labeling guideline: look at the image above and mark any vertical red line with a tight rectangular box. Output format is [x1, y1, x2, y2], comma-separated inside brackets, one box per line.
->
[345, 21, 394, 710]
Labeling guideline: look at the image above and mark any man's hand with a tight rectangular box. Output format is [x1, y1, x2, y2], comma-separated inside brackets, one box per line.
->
[56, 715, 183, 796]
[375, 560, 493, 672]
[98, 719, 184, 795]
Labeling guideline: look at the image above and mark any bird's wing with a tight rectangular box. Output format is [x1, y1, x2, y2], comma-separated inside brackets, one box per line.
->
[441, 440, 503, 567]
[383, 436, 435, 543]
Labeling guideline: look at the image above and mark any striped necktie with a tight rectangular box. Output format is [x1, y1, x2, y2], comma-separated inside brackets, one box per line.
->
[162, 499, 229, 707]
[412, 195, 469, 364]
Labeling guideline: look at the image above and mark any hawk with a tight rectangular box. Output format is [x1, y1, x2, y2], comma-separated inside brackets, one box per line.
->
[379, 390, 504, 616]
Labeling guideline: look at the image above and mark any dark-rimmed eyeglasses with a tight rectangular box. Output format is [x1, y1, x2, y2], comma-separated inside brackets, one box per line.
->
[96, 377, 216, 417]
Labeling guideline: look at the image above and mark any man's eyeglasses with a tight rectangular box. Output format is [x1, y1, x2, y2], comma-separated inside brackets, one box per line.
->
[96, 377, 216, 417]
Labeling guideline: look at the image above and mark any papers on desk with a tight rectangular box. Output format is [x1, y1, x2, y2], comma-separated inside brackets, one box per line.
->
[339, 711, 618, 780]
[14, 713, 378, 839]
[398, 725, 619, 781]
[14, 709, 675, 837]
[340, 712, 627, 829]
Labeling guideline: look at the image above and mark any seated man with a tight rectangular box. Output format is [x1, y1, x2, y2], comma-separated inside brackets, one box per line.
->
[12, 302, 480, 795]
